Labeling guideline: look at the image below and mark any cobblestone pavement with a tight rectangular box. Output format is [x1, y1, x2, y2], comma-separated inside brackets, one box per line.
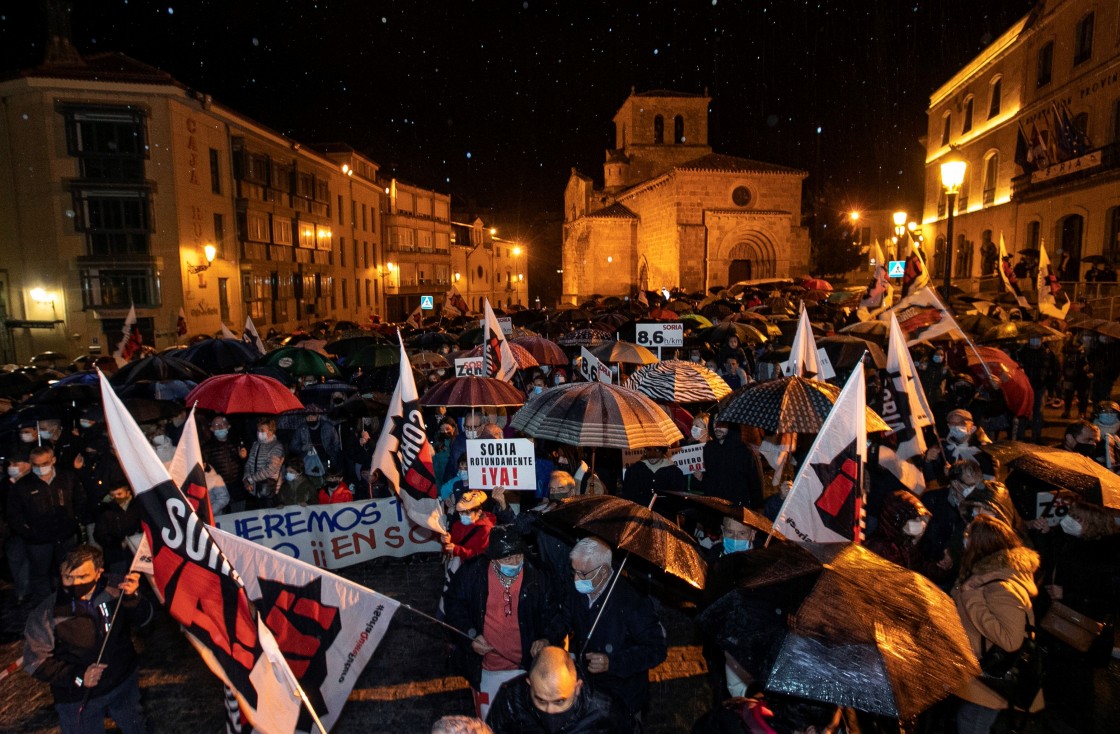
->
[0, 401, 1117, 732]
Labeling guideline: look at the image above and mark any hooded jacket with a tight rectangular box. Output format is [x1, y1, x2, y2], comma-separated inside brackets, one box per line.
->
[952, 546, 1043, 711]
[866, 490, 930, 570]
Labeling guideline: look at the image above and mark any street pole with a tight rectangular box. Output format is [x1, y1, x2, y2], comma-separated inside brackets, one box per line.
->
[943, 191, 958, 297]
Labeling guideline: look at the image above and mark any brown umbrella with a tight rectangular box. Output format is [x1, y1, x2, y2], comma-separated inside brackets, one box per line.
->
[419, 376, 526, 408]
[510, 335, 568, 365]
[588, 340, 659, 365]
[409, 351, 451, 371]
[698, 542, 979, 718]
[466, 342, 540, 370]
[984, 441, 1120, 510]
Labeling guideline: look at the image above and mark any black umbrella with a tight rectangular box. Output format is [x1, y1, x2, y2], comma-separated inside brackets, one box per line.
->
[178, 338, 260, 374]
[122, 398, 183, 423]
[817, 335, 887, 370]
[298, 380, 358, 410]
[984, 441, 1120, 510]
[403, 331, 458, 350]
[110, 354, 211, 386]
[717, 376, 890, 433]
[697, 542, 978, 718]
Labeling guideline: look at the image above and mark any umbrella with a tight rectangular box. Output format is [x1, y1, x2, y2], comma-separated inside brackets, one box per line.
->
[510, 381, 683, 449]
[544, 495, 707, 589]
[403, 331, 458, 350]
[963, 346, 1034, 417]
[116, 379, 196, 402]
[661, 492, 783, 540]
[588, 340, 659, 366]
[184, 373, 304, 414]
[341, 344, 401, 370]
[1077, 319, 1120, 340]
[817, 336, 887, 370]
[327, 394, 391, 422]
[297, 380, 358, 409]
[466, 342, 540, 370]
[556, 327, 612, 347]
[802, 278, 833, 292]
[592, 311, 632, 330]
[177, 338, 259, 374]
[259, 346, 341, 377]
[983, 441, 1120, 510]
[699, 321, 769, 345]
[697, 542, 978, 718]
[325, 335, 385, 359]
[1081, 255, 1110, 265]
[955, 313, 1000, 335]
[510, 336, 568, 365]
[457, 327, 485, 348]
[419, 376, 526, 408]
[24, 382, 100, 407]
[245, 364, 298, 387]
[837, 320, 889, 346]
[409, 351, 451, 371]
[646, 307, 680, 321]
[0, 371, 39, 399]
[30, 351, 70, 368]
[679, 313, 713, 330]
[553, 308, 594, 323]
[978, 321, 1065, 344]
[109, 354, 211, 386]
[122, 398, 183, 424]
[624, 360, 732, 403]
[717, 376, 890, 433]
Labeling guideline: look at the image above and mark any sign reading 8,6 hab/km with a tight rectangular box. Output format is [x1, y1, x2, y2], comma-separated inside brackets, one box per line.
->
[635, 322, 684, 348]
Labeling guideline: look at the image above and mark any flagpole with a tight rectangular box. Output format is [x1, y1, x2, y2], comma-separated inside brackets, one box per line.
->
[925, 287, 995, 383]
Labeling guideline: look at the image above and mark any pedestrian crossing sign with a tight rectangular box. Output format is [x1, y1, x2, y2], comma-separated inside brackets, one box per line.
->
[420, 295, 434, 310]
[888, 260, 905, 278]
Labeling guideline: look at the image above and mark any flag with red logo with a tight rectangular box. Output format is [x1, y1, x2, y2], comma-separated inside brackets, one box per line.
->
[177, 307, 189, 337]
[860, 241, 892, 313]
[211, 528, 399, 733]
[371, 335, 446, 535]
[1037, 241, 1070, 319]
[115, 304, 143, 361]
[482, 299, 517, 382]
[998, 234, 1030, 308]
[783, 305, 823, 379]
[98, 372, 306, 734]
[244, 316, 267, 355]
[406, 305, 424, 330]
[881, 311, 933, 494]
[168, 407, 214, 525]
[773, 363, 867, 545]
[443, 285, 470, 318]
[880, 286, 960, 346]
[900, 237, 930, 297]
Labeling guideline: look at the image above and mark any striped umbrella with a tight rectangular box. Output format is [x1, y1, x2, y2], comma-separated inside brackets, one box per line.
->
[589, 340, 659, 366]
[510, 336, 568, 365]
[510, 381, 682, 449]
[717, 376, 890, 433]
[624, 360, 732, 403]
[419, 376, 526, 408]
[466, 342, 540, 370]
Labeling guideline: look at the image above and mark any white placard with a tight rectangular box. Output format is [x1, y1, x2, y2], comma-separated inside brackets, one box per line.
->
[480, 316, 513, 335]
[454, 356, 484, 377]
[1035, 491, 1069, 527]
[579, 346, 613, 383]
[816, 347, 837, 380]
[671, 443, 706, 476]
[467, 438, 537, 490]
[636, 322, 684, 348]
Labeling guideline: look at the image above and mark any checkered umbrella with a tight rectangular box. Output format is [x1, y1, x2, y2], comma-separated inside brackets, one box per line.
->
[624, 359, 732, 403]
[510, 381, 682, 449]
[717, 375, 890, 433]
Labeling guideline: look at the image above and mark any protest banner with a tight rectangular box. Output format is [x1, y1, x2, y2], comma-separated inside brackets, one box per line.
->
[213, 498, 443, 569]
[454, 356, 484, 377]
[478, 315, 513, 335]
[466, 438, 537, 490]
[1035, 491, 1069, 527]
[579, 346, 613, 383]
[671, 443, 705, 475]
[635, 322, 683, 348]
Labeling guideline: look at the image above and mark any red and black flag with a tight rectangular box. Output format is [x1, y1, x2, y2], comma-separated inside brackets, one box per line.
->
[482, 298, 517, 382]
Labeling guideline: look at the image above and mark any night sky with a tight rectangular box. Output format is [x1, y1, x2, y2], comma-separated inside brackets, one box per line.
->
[2, 1, 1036, 289]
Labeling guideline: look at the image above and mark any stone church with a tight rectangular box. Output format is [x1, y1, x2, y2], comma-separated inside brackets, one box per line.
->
[562, 89, 810, 301]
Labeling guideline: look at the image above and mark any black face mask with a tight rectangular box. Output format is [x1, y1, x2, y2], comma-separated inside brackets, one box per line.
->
[66, 580, 98, 600]
[1075, 442, 1096, 457]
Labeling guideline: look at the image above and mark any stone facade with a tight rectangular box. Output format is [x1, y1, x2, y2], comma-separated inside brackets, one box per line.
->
[562, 89, 809, 302]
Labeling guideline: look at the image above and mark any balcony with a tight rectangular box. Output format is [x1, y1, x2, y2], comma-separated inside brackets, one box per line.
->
[1012, 142, 1120, 201]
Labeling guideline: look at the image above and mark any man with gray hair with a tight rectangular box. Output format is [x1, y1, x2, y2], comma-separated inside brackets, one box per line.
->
[560, 537, 666, 724]
[431, 715, 492, 734]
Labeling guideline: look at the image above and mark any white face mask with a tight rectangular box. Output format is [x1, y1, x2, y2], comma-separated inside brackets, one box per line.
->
[958, 482, 979, 498]
[257, 431, 271, 442]
[284, 471, 297, 482]
[691, 426, 705, 440]
[152, 435, 170, 447]
[457, 469, 469, 481]
[903, 518, 929, 538]
[7, 466, 22, 478]
[464, 429, 480, 440]
[1059, 515, 1083, 537]
[948, 425, 972, 442]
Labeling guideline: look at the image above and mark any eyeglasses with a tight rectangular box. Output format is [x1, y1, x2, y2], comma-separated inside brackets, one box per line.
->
[573, 564, 603, 580]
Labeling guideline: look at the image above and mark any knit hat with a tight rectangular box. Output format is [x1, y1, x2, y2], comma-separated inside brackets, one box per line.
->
[486, 525, 527, 560]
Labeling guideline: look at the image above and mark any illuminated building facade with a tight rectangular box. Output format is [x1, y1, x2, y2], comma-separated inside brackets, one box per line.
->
[924, 0, 1120, 286]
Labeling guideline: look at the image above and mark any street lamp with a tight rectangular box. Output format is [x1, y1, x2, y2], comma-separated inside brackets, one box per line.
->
[187, 244, 217, 274]
[940, 158, 968, 295]
[892, 211, 908, 261]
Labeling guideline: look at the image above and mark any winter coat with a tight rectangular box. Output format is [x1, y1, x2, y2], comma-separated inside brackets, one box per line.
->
[560, 573, 667, 717]
[317, 481, 354, 505]
[443, 557, 563, 689]
[203, 438, 247, 502]
[447, 512, 496, 560]
[865, 490, 930, 571]
[7, 469, 84, 545]
[242, 438, 285, 497]
[93, 499, 144, 569]
[620, 459, 686, 508]
[695, 432, 765, 509]
[23, 576, 154, 704]
[487, 671, 632, 733]
[288, 419, 343, 475]
[278, 474, 315, 506]
[952, 546, 1044, 712]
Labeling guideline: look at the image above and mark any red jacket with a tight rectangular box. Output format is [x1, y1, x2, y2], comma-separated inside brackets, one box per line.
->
[317, 481, 354, 505]
[447, 512, 496, 560]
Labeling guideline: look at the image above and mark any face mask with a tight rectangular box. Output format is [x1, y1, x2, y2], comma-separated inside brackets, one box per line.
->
[932, 355, 943, 364]
[152, 435, 170, 447]
[79, 420, 95, 429]
[959, 482, 979, 497]
[540, 366, 551, 375]
[19, 433, 35, 443]
[33, 465, 52, 477]
[1059, 515, 1083, 537]
[948, 425, 972, 442]
[465, 429, 479, 440]
[457, 469, 469, 481]
[532, 386, 544, 395]
[257, 431, 271, 442]
[307, 417, 319, 425]
[39, 430, 52, 441]
[1100, 422, 1119, 437]
[497, 562, 523, 578]
[723, 537, 751, 554]
[459, 513, 473, 526]
[1099, 413, 1119, 426]
[7, 466, 22, 477]
[285, 471, 297, 482]
[1029, 339, 1042, 348]
[213, 429, 229, 440]
[556, 376, 566, 385]
[691, 426, 705, 440]
[66, 580, 98, 600]
[1075, 442, 1096, 457]
[574, 578, 596, 594]
[904, 518, 929, 538]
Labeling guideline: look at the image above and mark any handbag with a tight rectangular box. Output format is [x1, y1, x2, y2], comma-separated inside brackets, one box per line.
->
[977, 613, 1044, 710]
[1040, 600, 1104, 653]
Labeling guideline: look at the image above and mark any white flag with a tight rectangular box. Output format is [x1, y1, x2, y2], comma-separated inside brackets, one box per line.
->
[370, 335, 446, 535]
[221, 322, 238, 340]
[1037, 241, 1070, 319]
[114, 304, 142, 360]
[773, 363, 867, 544]
[880, 286, 962, 346]
[998, 234, 1030, 308]
[880, 311, 933, 494]
[244, 316, 267, 355]
[783, 305, 823, 378]
[482, 299, 518, 382]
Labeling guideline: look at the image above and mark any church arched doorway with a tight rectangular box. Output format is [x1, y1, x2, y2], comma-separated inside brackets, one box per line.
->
[725, 238, 775, 284]
[728, 260, 752, 284]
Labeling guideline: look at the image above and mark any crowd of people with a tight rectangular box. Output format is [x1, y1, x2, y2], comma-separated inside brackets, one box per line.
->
[0, 280, 1118, 734]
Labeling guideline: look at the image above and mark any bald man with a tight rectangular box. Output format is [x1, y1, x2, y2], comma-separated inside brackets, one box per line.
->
[486, 646, 629, 733]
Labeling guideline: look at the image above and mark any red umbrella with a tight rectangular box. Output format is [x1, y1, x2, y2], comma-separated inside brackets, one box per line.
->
[646, 307, 680, 321]
[964, 346, 1034, 417]
[184, 373, 304, 414]
[419, 376, 526, 408]
[802, 278, 833, 292]
[510, 336, 568, 365]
